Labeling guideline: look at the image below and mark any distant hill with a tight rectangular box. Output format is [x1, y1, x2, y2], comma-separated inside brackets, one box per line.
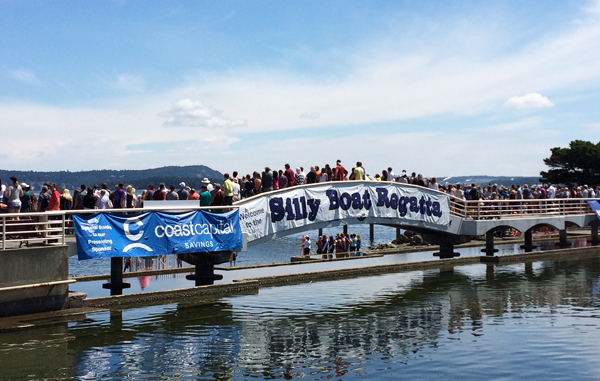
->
[438, 175, 541, 187]
[0, 165, 223, 192]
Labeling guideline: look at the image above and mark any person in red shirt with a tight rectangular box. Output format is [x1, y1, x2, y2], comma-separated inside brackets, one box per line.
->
[334, 160, 348, 181]
[48, 183, 61, 210]
[284, 163, 295, 187]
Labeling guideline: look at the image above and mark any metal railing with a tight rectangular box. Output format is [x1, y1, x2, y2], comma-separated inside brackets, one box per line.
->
[1, 197, 596, 249]
[1, 205, 238, 250]
[449, 198, 596, 220]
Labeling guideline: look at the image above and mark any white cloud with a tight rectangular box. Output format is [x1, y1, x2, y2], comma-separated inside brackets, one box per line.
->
[299, 112, 320, 120]
[159, 99, 247, 128]
[504, 93, 555, 109]
[112, 73, 145, 92]
[9, 69, 41, 85]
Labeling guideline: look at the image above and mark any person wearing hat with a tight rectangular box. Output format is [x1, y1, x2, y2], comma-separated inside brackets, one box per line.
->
[201, 178, 214, 193]
[19, 182, 32, 213]
[177, 182, 189, 200]
[199, 184, 212, 207]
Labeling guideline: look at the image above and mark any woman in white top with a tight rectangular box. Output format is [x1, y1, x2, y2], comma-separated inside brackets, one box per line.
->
[96, 189, 110, 209]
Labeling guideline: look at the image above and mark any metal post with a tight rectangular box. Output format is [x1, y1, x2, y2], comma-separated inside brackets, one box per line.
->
[433, 242, 460, 259]
[589, 223, 599, 246]
[102, 257, 131, 296]
[318, 228, 323, 237]
[61, 214, 66, 246]
[343, 225, 348, 235]
[556, 229, 571, 247]
[396, 227, 401, 241]
[520, 229, 536, 252]
[481, 230, 498, 256]
[2, 216, 5, 250]
[369, 224, 374, 241]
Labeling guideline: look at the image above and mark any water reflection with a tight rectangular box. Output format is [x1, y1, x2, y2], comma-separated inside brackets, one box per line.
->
[2, 255, 600, 380]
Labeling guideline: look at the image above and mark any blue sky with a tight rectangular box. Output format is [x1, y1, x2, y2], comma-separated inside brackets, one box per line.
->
[1, 0, 600, 177]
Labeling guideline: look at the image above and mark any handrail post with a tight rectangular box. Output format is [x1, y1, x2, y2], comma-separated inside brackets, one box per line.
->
[62, 213, 66, 246]
[2, 215, 5, 250]
[477, 201, 480, 220]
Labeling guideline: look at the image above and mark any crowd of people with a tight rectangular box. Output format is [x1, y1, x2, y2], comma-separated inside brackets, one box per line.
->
[300, 232, 363, 259]
[2, 158, 600, 218]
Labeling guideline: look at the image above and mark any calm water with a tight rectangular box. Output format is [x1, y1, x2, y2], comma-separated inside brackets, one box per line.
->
[2, 251, 600, 379]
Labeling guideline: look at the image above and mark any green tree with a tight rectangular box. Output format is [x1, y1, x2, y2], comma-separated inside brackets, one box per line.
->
[540, 140, 600, 185]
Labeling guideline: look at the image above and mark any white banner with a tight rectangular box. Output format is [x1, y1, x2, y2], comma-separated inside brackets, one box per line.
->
[237, 182, 450, 243]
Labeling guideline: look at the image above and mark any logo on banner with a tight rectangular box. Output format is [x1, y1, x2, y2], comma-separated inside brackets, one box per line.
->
[123, 216, 153, 253]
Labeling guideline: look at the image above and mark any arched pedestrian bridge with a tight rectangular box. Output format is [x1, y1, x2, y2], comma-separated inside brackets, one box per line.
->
[234, 181, 600, 257]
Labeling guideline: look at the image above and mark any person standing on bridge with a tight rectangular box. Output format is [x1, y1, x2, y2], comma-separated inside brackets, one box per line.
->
[334, 160, 348, 181]
[6, 176, 23, 217]
[294, 168, 305, 186]
[177, 182, 189, 200]
[284, 164, 295, 187]
[47, 183, 61, 211]
[353, 162, 365, 180]
[261, 168, 273, 193]
[223, 173, 234, 206]
[113, 183, 126, 209]
[302, 235, 312, 256]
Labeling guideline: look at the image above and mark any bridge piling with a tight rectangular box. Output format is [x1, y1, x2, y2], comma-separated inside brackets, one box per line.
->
[589, 223, 599, 246]
[556, 229, 572, 247]
[481, 231, 499, 256]
[433, 243, 460, 259]
[369, 224, 374, 241]
[520, 229, 537, 252]
[102, 257, 131, 296]
[183, 251, 230, 286]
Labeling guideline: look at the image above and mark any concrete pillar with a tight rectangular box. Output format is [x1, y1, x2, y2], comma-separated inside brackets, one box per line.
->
[589, 223, 599, 246]
[343, 225, 348, 235]
[369, 224, 374, 241]
[102, 257, 131, 296]
[481, 230, 499, 256]
[396, 227, 401, 241]
[186, 263, 223, 286]
[520, 229, 537, 252]
[433, 242, 460, 259]
[318, 228, 323, 237]
[556, 229, 572, 247]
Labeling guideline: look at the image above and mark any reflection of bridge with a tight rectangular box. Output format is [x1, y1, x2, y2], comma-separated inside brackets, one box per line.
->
[234, 181, 599, 258]
[4, 254, 598, 380]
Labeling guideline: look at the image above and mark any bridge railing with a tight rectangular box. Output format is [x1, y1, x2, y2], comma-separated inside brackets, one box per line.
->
[0, 206, 237, 250]
[450, 198, 595, 220]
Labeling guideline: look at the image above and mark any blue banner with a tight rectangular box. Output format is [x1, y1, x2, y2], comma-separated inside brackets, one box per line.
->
[588, 200, 600, 221]
[74, 210, 242, 260]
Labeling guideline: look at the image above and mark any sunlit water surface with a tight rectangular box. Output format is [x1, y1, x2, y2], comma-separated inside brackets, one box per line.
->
[2, 251, 600, 380]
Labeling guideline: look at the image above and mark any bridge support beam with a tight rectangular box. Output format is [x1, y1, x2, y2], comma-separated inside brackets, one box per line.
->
[556, 229, 572, 247]
[520, 229, 537, 252]
[433, 243, 460, 259]
[182, 251, 230, 286]
[102, 257, 131, 296]
[481, 231, 499, 256]
[424, 233, 469, 259]
[588, 223, 599, 246]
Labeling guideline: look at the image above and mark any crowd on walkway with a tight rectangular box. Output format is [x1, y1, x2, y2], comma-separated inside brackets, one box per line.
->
[299, 232, 364, 259]
[2, 158, 600, 217]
